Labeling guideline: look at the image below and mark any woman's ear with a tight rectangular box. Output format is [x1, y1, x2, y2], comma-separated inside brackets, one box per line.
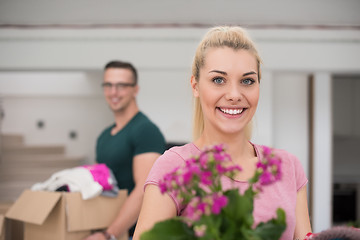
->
[191, 75, 199, 97]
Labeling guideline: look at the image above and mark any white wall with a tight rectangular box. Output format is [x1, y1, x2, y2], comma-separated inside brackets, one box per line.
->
[136, 69, 193, 143]
[0, 71, 114, 161]
[251, 71, 274, 146]
[272, 73, 309, 176]
[1, 28, 360, 71]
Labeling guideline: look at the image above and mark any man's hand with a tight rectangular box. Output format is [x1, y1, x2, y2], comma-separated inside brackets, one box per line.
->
[83, 232, 106, 240]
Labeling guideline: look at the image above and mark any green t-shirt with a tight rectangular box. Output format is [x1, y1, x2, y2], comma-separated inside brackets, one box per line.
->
[96, 112, 166, 194]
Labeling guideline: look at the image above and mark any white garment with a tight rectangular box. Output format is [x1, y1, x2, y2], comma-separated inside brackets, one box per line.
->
[31, 167, 103, 200]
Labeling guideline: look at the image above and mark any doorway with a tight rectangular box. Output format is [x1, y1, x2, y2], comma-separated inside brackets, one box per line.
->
[332, 75, 360, 227]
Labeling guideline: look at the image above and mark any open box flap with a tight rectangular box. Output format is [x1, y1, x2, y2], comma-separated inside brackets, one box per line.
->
[5, 190, 62, 225]
[0, 215, 4, 236]
[66, 190, 127, 232]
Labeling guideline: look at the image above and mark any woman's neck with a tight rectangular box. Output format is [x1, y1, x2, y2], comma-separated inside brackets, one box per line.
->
[194, 131, 255, 165]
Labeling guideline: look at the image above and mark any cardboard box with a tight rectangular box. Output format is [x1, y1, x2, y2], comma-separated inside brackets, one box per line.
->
[1, 202, 23, 240]
[0, 215, 4, 240]
[5, 189, 128, 240]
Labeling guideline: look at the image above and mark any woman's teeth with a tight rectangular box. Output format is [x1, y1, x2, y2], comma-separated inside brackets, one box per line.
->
[219, 108, 244, 115]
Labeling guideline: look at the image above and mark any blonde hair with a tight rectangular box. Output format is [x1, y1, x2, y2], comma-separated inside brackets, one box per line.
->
[192, 26, 262, 140]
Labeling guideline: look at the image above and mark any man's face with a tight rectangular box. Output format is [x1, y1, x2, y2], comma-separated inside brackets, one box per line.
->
[103, 68, 138, 113]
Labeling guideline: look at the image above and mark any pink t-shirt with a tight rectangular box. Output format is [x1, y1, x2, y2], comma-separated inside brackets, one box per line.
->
[145, 143, 308, 240]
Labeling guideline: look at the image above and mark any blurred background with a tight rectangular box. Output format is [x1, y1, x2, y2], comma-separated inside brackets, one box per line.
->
[0, 0, 359, 234]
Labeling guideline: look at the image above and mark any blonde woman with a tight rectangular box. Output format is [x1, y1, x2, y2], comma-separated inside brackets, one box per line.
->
[133, 26, 312, 240]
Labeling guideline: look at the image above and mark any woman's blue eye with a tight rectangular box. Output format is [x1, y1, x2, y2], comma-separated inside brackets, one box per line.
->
[213, 77, 224, 84]
[242, 78, 255, 85]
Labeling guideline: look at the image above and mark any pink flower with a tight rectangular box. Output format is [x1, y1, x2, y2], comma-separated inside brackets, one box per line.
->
[196, 202, 207, 213]
[155, 144, 284, 238]
[212, 194, 228, 215]
[199, 153, 208, 168]
[262, 145, 272, 156]
[184, 205, 197, 221]
[256, 162, 266, 170]
[275, 167, 282, 180]
[269, 158, 281, 168]
[214, 151, 231, 163]
[214, 144, 224, 153]
[216, 163, 227, 174]
[259, 170, 273, 185]
[182, 171, 193, 185]
[225, 165, 242, 173]
[188, 162, 201, 174]
[194, 224, 207, 237]
[174, 174, 183, 186]
[159, 181, 168, 194]
[269, 158, 282, 180]
[185, 198, 202, 221]
[200, 171, 212, 186]
[256, 146, 283, 186]
[214, 152, 225, 162]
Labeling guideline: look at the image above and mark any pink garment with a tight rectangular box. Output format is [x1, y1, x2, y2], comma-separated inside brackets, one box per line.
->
[145, 143, 308, 240]
[82, 163, 113, 190]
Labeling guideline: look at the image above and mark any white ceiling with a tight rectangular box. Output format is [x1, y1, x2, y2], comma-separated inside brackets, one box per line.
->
[0, 0, 359, 29]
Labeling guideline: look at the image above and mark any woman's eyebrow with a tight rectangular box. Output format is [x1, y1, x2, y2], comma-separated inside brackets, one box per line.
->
[209, 70, 257, 77]
[209, 70, 227, 75]
[243, 71, 257, 77]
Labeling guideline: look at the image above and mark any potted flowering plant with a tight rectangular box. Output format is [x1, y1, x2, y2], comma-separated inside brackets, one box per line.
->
[140, 144, 286, 240]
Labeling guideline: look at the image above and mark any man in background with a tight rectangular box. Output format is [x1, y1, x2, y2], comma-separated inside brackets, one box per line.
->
[84, 60, 166, 240]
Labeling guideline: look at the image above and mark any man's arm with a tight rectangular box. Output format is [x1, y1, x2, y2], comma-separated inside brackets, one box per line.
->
[106, 152, 161, 237]
[84, 152, 160, 240]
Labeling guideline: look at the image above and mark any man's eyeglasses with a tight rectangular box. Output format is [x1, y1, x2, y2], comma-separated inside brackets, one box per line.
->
[102, 82, 136, 91]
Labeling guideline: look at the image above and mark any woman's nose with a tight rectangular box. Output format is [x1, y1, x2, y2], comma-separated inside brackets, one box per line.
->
[225, 84, 243, 102]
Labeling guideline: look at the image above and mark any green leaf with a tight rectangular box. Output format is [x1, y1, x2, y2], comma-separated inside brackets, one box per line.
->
[219, 223, 238, 240]
[223, 189, 254, 227]
[275, 208, 286, 224]
[241, 228, 262, 240]
[140, 218, 196, 240]
[253, 209, 287, 240]
[194, 214, 224, 240]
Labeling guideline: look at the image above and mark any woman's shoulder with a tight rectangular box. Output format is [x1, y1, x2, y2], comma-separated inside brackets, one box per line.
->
[165, 143, 200, 160]
[146, 143, 200, 185]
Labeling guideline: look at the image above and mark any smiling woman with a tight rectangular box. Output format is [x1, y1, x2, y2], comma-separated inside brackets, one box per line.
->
[130, 26, 312, 240]
[191, 47, 260, 141]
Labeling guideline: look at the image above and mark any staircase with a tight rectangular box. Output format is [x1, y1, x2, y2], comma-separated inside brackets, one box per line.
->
[0, 134, 86, 202]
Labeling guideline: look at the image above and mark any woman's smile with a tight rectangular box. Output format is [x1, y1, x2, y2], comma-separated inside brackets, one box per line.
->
[217, 107, 247, 119]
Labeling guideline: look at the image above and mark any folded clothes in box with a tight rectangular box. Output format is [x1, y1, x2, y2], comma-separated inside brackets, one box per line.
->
[31, 163, 119, 200]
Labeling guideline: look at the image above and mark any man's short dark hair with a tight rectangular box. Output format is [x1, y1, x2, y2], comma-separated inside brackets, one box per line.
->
[104, 60, 138, 84]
